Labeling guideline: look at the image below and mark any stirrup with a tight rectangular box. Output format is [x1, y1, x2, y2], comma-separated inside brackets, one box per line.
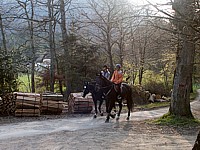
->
[117, 95, 122, 100]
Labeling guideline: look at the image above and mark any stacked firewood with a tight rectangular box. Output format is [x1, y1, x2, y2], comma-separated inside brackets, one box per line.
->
[14, 92, 42, 117]
[68, 93, 93, 114]
[0, 93, 16, 116]
[42, 94, 68, 115]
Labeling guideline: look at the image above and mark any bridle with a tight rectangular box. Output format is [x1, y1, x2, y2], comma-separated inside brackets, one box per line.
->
[95, 82, 114, 96]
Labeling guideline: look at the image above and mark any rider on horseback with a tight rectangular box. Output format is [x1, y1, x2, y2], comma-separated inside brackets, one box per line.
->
[111, 64, 123, 100]
[101, 65, 111, 80]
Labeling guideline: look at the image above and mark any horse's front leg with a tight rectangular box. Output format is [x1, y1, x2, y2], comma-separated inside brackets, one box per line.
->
[116, 101, 122, 120]
[126, 109, 130, 121]
[93, 99, 98, 118]
[98, 100, 104, 116]
[105, 112, 111, 123]
[110, 105, 117, 119]
[105, 102, 113, 123]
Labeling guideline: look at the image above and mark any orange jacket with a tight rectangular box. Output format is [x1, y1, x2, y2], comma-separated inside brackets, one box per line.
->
[111, 70, 123, 84]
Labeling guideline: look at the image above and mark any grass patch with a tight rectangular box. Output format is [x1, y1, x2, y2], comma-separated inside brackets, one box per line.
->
[136, 102, 170, 110]
[190, 84, 200, 101]
[18, 74, 31, 92]
[190, 91, 198, 101]
[17, 74, 65, 93]
[151, 113, 200, 127]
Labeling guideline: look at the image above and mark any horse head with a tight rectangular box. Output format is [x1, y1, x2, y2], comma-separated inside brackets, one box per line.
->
[83, 81, 96, 97]
[83, 82, 89, 98]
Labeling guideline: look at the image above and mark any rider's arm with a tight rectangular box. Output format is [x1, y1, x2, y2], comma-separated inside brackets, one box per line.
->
[110, 71, 116, 82]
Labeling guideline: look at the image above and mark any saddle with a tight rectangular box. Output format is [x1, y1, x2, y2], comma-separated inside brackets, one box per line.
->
[114, 84, 123, 100]
[114, 84, 121, 92]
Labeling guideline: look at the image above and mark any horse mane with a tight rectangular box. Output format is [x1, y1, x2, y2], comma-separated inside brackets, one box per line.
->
[98, 73, 113, 85]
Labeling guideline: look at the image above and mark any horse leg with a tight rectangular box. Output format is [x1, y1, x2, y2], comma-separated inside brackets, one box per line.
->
[105, 101, 113, 123]
[126, 109, 130, 121]
[93, 99, 98, 118]
[116, 101, 122, 120]
[98, 100, 103, 116]
[110, 104, 116, 119]
[126, 99, 131, 120]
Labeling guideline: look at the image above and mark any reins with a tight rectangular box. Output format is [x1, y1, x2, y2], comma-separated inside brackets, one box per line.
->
[95, 76, 116, 96]
[95, 83, 114, 96]
[96, 84, 113, 89]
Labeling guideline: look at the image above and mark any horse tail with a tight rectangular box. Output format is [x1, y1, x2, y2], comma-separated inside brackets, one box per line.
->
[129, 86, 133, 112]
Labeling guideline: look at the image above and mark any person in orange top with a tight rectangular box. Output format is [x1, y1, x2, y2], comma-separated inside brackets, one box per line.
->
[111, 64, 123, 99]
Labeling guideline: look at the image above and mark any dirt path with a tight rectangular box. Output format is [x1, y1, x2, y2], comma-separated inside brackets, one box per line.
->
[0, 90, 200, 150]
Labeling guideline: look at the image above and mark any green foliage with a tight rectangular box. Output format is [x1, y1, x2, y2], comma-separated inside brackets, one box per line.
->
[190, 84, 200, 101]
[18, 74, 31, 92]
[140, 70, 173, 96]
[144, 80, 172, 96]
[59, 33, 102, 92]
[151, 113, 200, 127]
[0, 53, 18, 95]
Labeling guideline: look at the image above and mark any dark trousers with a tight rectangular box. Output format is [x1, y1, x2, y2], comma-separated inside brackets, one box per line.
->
[115, 83, 122, 98]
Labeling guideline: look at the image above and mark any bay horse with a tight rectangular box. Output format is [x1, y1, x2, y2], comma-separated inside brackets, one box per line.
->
[82, 82, 104, 118]
[95, 74, 133, 123]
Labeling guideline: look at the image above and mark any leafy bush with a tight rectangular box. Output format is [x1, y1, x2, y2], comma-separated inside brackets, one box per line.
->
[0, 54, 18, 95]
[144, 80, 172, 97]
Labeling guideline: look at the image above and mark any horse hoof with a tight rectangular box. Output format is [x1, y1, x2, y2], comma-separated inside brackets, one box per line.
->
[110, 114, 116, 119]
[100, 113, 103, 116]
[126, 117, 130, 121]
[116, 117, 120, 120]
[105, 120, 109, 123]
[93, 115, 97, 118]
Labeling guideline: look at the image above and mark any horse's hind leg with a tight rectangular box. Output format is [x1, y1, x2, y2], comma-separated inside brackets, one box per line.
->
[126, 97, 132, 120]
[116, 102, 122, 120]
[105, 113, 110, 123]
[98, 100, 103, 116]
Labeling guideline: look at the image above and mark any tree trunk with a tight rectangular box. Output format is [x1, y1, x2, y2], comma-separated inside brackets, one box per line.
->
[30, 0, 35, 93]
[17, 0, 36, 93]
[193, 131, 200, 150]
[108, 49, 114, 73]
[60, 0, 71, 98]
[0, 13, 7, 54]
[170, 0, 195, 117]
[138, 66, 144, 85]
[48, 0, 55, 92]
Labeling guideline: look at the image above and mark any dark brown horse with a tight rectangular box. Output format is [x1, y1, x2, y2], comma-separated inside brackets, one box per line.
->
[95, 74, 133, 123]
[82, 81, 105, 118]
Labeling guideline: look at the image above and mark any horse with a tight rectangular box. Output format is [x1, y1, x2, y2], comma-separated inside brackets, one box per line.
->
[95, 74, 133, 123]
[82, 82, 105, 118]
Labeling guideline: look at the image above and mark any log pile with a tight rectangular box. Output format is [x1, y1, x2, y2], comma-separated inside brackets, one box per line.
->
[14, 92, 42, 117]
[42, 94, 68, 115]
[68, 93, 93, 114]
[0, 93, 16, 116]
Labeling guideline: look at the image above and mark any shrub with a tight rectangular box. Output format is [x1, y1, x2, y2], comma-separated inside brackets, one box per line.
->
[144, 80, 172, 97]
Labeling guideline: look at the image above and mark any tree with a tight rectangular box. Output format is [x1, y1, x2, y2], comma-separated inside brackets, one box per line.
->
[47, 0, 56, 92]
[17, 0, 36, 92]
[169, 0, 195, 117]
[80, 0, 129, 72]
[59, 0, 72, 97]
